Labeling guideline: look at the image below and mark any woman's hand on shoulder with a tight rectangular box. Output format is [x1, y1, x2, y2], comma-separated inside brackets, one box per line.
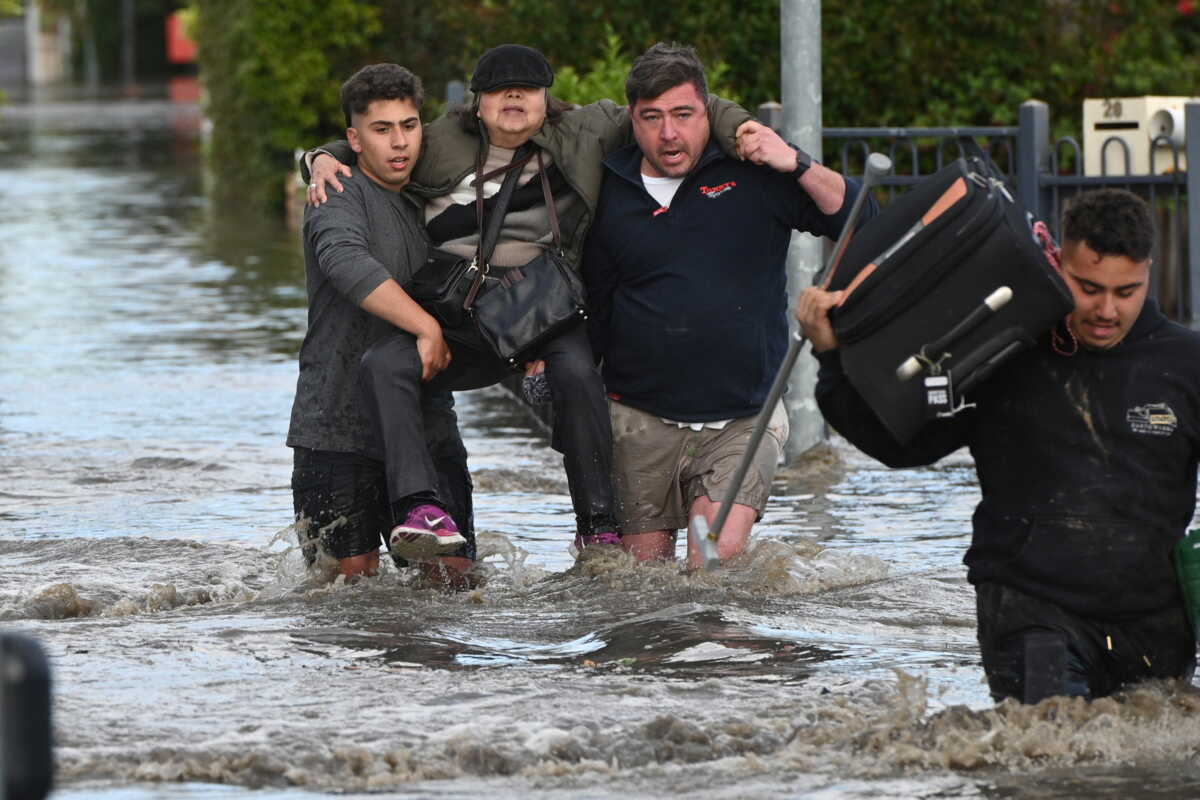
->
[308, 155, 353, 207]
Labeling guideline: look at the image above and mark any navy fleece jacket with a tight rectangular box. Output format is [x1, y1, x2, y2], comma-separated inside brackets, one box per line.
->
[583, 139, 874, 422]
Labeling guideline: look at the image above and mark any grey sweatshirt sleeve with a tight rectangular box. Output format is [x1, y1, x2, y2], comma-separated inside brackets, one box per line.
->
[302, 184, 392, 306]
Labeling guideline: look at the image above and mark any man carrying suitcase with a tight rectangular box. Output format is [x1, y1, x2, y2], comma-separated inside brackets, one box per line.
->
[796, 188, 1200, 703]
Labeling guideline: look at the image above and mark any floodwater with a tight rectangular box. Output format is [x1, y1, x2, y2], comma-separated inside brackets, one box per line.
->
[2, 93, 1199, 800]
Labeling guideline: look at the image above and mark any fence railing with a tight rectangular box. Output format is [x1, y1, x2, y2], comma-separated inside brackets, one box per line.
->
[761, 100, 1199, 325]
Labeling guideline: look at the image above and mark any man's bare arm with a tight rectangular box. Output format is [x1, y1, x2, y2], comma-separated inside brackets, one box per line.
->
[736, 122, 846, 214]
[360, 280, 451, 381]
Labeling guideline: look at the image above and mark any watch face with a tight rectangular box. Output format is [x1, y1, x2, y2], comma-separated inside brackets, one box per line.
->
[792, 145, 812, 176]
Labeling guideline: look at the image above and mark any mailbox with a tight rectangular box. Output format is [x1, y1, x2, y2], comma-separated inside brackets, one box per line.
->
[1082, 96, 1197, 176]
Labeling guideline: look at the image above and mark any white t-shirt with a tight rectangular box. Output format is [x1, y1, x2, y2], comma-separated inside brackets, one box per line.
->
[641, 173, 685, 209]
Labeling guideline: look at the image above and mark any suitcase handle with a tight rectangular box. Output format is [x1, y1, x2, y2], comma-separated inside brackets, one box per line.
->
[952, 335, 1028, 396]
[896, 286, 1013, 380]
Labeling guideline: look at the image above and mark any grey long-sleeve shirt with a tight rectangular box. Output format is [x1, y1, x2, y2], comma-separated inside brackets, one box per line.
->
[287, 171, 428, 454]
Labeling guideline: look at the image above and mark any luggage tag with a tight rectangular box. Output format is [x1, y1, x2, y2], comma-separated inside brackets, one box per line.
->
[923, 373, 954, 419]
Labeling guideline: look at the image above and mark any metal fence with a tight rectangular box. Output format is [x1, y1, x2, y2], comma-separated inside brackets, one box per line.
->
[761, 100, 1200, 325]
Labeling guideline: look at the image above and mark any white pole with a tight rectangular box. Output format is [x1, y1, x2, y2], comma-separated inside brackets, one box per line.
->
[780, 0, 825, 459]
[24, 0, 40, 87]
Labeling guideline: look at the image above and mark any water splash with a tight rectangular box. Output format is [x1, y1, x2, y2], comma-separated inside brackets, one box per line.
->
[52, 673, 1200, 793]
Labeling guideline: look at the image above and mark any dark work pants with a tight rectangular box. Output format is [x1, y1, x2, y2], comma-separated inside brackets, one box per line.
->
[358, 322, 617, 536]
[291, 427, 475, 564]
[422, 389, 475, 552]
[975, 582, 1196, 704]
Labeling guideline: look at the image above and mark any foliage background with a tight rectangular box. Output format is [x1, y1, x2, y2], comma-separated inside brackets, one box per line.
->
[190, 0, 380, 210]
[185, 0, 1200, 211]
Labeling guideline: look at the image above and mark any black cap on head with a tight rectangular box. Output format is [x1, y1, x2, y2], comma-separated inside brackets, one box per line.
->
[469, 44, 554, 93]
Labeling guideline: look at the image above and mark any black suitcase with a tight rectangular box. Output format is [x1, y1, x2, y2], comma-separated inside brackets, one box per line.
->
[826, 157, 1074, 444]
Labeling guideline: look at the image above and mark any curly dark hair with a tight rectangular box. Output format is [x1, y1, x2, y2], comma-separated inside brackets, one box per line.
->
[625, 42, 708, 106]
[340, 63, 425, 127]
[1062, 189, 1154, 262]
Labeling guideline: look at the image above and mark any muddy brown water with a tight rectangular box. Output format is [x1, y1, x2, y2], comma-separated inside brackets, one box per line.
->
[1, 93, 1199, 799]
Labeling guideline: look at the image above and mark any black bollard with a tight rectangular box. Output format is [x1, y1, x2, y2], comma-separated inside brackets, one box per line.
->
[1, 632, 53, 800]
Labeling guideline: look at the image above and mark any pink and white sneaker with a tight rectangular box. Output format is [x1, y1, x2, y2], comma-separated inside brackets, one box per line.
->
[389, 504, 466, 559]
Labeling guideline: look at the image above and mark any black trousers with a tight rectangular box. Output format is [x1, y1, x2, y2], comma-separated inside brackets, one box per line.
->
[291, 433, 476, 563]
[358, 322, 617, 535]
[975, 581, 1196, 703]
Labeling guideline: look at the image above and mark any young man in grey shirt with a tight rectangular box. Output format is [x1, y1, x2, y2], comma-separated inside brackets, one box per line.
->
[287, 63, 472, 582]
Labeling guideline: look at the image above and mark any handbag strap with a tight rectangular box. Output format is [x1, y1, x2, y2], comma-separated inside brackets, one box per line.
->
[464, 145, 532, 309]
[474, 145, 533, 266]
[534, 150, 563, 252]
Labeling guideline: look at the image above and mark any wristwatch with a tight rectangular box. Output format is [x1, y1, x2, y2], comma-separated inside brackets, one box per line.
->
[788, 143, 814, 178]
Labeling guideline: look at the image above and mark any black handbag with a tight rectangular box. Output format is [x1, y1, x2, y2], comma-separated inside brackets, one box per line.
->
[406, 247, 478, 329]
[406, 147, 532, 329]
[470, 150, 588, 368]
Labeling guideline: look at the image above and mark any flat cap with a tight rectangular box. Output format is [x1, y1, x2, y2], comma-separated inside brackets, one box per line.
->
[470, 44, 554, 93]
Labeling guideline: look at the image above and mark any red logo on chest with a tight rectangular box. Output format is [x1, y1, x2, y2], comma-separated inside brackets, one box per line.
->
[700, 181, 736, 199]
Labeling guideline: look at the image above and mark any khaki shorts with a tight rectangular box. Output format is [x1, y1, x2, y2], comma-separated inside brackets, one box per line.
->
[608, 400, 789, 534]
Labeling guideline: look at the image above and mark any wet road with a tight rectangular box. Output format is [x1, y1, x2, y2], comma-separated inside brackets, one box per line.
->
[1, 94, 1199, 799]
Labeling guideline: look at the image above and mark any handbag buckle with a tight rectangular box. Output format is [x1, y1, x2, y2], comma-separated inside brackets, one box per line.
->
[462, 257, 489, 311]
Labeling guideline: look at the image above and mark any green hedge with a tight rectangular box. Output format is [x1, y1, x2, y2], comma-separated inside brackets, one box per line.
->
[190, 0, 380, 212]
[191, 0, 1200, 211]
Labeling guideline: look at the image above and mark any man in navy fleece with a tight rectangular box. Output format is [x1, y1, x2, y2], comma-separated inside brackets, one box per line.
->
[583, 42, 876, 569]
